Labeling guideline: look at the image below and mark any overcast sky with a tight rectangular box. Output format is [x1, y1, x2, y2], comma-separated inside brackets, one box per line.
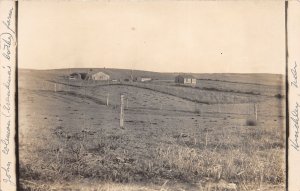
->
[19, 1, 285, 74]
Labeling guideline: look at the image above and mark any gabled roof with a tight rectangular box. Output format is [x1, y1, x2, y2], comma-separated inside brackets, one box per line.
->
[176, 74, 196, 79]
[138, 76, 151, 78]
[89, 71, 110, 76]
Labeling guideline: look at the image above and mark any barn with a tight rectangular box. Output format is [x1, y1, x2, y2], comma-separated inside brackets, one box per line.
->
[175, 74, 197, 85]
[87, 71, 110, 81]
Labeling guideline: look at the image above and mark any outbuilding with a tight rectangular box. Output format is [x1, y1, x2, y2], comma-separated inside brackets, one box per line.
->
[175, 74, 197, 85]
[135, 77, 152, 82]
[69, 72, 83, 80]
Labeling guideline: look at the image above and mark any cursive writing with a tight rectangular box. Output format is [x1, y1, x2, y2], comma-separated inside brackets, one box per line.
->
[0, 6, 16, 188]
[1, 162, 14, 185]
[290, 102, 300, 151]
[1, 120, 10, 155]
[0, 7, 15, 61]
[291, 62, 298, 88]
[0, 33, 13, 61]
[2, 65, 11, 118]
[2, 7, 14, 34]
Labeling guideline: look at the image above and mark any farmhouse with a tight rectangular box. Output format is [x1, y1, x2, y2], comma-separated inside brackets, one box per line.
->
[87, 71, 110, 81]
[175, 74, 197, 85]
[135, 77, 152, 82]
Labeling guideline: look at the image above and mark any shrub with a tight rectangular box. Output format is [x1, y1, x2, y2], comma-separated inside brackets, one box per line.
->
[246, 119, 257, 126]
[274, 94, 284, 99]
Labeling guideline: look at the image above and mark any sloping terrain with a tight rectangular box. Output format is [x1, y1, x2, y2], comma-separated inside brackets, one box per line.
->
[18, 69, 285, 191]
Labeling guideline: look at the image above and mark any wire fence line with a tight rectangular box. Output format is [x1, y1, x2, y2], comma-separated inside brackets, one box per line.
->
[35, 79, 261, 119]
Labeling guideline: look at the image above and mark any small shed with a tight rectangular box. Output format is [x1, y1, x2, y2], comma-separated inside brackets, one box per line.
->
[175, 74, 197, 85]
[135, 77, 152, 82]
[69, 72, 82, 80]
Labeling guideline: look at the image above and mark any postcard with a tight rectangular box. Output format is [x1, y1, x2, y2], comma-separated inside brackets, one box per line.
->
[1, 0, 298, 190]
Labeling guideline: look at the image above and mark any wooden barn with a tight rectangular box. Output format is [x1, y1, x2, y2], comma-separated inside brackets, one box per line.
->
[175, 74, 197, 85]
[87, 71, 110, 81]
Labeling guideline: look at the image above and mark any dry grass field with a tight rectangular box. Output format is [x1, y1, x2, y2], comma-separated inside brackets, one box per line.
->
[18, 69, 285, 191]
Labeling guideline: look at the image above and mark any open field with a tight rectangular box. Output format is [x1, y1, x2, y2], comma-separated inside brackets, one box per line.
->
[19, 69, 285, 191]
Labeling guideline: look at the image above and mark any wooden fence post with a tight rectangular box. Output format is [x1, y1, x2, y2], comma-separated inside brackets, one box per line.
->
[120, 94, 124, 128]
[205, 130, 208, 148]
[54, 83, 57, 92]
[106, 93, 109, 106]
[254, 103, 258, 121]
[217, 95, 221, 113]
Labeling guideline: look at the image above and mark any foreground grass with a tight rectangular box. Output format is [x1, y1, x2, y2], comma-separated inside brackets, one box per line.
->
[19, 119, 285, 190]
[19, 181, 285, 191]
[19, 82, 285, 190]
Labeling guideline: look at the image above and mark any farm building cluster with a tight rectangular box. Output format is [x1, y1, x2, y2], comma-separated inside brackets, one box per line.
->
[68, 71, 197, 85]
[68, 71, 153, 82]
[69, 71, 110, 81]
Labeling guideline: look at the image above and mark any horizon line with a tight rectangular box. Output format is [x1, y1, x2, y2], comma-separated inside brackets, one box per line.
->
[18, 67, 285, 75]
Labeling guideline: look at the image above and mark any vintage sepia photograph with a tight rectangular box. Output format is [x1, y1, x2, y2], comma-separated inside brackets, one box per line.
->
[18, 1, 286, 190]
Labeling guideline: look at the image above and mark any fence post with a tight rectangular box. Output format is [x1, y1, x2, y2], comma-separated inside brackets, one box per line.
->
[106, 93, 109, 106]
[217, 95, 221, 113]
[205, 130, 208, 148]
[54, 83, 57, 92]
[254, 103, 258, 121]
[120, 94, 124, 128]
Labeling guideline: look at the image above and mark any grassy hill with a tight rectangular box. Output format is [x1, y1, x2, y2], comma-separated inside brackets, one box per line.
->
[19, 68, 284, 86]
